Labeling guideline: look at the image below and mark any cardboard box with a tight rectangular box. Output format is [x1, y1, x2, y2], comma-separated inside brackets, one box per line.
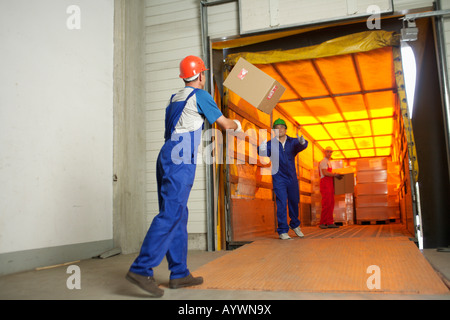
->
[356, 207, 399, 221]
[356, 158, 387, 171]
[334, 173, 354, 195]
[356, 207, 390, 221]
[355, 182, 388, 195]
[223, 57, 286, 114]
[356, 195, 389, 207]
[356, 170, 388, 183]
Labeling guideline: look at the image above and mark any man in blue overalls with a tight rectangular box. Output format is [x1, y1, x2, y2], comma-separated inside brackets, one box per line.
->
[258, 118, 308, 240]
[126, 56, 241, 297]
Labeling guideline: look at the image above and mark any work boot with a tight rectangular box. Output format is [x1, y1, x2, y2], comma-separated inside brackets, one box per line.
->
[291, 226, 304, 238]
[126, 271, 164, 298]
[328, 224, 339, 228]
[169, 273, 203, 289]
[279, 233, 292, 240]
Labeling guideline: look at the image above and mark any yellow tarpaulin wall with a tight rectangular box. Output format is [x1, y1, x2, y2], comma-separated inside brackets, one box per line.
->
[218, 30, 418, 246]
[224, 31, 405, 161]
[225, 31, 399, 65]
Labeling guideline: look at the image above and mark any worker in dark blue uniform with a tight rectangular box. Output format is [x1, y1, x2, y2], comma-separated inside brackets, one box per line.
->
[258, 118, 308, 240]
[126, 56, 241, 297]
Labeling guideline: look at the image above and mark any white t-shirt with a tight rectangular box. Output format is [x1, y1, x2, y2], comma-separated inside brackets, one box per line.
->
[171, 87, 223, 135]
[319, 158, 331, 179]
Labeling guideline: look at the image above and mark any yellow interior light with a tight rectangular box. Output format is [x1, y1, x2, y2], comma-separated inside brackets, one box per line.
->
[359, 149, 375, 157]
[331, 151, 345, 159]
[303, 124, 331, 140]
[275, 60, 328, 98]
[374, 135, 392, 147]
[314, 55, 361, 93]
[335, 138, 356, 150]
[258, 64, 298, 101]
[316, 140, 338, 150]
[356, 47, 394, 91]
[347, 120, 371, 137]
[281, 102, 319, 124]
[372, 118, 393, 135]
[323, 123, 350, 139]
[335, 95, 369, 120]
[366, 91, 395, 118]
[306, 98, 343, 122]
[376, 147, 391, 156]
[354, 137, 374, 148]
[294, 115, 320, 125]
[343, 150, 360, 158]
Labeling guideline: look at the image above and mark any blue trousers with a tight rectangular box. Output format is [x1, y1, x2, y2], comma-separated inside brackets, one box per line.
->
[273, 179, 300, 234]
[129, 140, 196, 279]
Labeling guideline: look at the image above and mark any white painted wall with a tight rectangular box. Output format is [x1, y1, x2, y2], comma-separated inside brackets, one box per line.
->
[0, 0, 114, 254]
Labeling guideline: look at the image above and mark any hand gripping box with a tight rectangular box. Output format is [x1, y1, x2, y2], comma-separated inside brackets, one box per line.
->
[223, 57, 286, 114]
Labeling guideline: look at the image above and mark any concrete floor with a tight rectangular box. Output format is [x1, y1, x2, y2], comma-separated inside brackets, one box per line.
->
[0, 245, 449, 300]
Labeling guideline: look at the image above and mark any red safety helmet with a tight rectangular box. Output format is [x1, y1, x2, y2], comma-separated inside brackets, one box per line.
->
[179, 55, 208, 79]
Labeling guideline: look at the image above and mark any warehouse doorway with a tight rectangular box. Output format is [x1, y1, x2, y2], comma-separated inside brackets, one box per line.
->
[211, 17, 449, 250]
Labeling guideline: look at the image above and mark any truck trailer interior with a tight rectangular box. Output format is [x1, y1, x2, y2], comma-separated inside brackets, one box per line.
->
[210, 16, 450, 251]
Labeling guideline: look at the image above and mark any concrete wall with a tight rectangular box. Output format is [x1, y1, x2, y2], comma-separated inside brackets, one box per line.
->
[0, 0, 114, 275]
[113, 0, 147, 255]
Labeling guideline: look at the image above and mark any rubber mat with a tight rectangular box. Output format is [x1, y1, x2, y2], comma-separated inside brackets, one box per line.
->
[192, 236, 449, 294]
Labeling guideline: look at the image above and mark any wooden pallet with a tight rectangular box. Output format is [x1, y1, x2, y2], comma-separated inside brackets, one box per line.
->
[356, 218, 400, 225]
[357, 219, 389, 225]
[335, 220, 354, 227]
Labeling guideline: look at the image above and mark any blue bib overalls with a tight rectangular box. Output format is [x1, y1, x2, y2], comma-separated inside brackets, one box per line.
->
[260, 136, 308, 235]
[129, 89, 202, 280]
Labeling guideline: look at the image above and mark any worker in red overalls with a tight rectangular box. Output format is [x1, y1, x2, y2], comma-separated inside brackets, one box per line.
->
[319, 147, 342, 229]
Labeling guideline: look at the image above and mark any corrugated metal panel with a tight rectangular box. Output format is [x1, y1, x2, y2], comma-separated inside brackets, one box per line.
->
[393, 0, 433, 11]
[207, 1, 239, 39]
[144, 0, 244, 237]
[145, 0, 206, 233]
[239, 0, 393, 34]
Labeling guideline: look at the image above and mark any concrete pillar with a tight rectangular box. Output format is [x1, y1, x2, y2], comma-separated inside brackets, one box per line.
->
[113, 0, 147, 254]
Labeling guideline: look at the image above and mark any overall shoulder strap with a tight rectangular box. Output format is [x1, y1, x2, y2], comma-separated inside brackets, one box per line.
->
[164, 88, 199, 141]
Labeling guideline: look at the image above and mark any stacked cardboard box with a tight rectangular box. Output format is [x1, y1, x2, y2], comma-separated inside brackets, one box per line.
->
[333, 193, 354, 224]
[387, 160, 401, 219]
[311, 160, 354, 225]
[355, 158, 400, 223]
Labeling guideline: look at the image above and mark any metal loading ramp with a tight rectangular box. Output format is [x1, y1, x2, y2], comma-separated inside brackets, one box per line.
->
[190, 226, 449, 295]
